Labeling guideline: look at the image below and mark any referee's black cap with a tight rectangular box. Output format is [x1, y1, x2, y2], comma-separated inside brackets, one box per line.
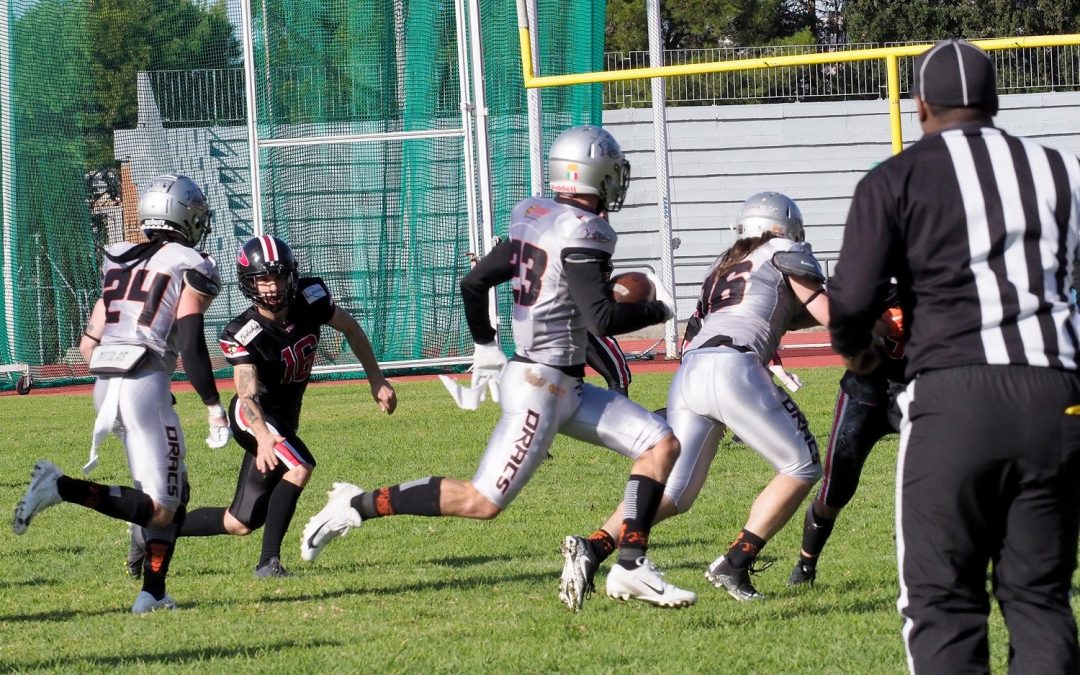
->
[912, 39, 998, 115]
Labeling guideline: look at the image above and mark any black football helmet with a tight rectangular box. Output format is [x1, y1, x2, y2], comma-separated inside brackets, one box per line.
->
[237, 235, 299, 312]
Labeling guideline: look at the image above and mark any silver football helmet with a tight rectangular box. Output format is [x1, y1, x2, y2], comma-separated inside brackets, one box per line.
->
[734, 192, 804, 242]
[548, 125, 631, 212]
[139, 174, 211, 247]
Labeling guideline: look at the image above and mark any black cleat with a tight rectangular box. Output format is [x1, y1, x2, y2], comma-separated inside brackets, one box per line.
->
[705, 555, 764, 601]
[787, 561, 817, 587]
[255, 556, 293, 578]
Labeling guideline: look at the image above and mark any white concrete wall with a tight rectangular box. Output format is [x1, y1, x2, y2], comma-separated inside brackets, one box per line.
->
[603, 92, 1080, 314]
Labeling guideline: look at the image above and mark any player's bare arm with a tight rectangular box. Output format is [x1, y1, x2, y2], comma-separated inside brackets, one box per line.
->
[234, 363, 281, 473]
[326, 306, 397, 414]
[79, 298, 106, 363]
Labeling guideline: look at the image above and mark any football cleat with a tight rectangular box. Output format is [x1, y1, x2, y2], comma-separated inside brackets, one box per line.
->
[606, 557, 696, 608]
[559, 535, 598, 611]
[787, 561, 817, 587]
[126, 524, 146, 579]
[131, 591, 177, 615]
[705, 555, 764, 601]
[12, 459, 63, 535]
[300, 482, 364, 562]
[255, 556, 293, 578]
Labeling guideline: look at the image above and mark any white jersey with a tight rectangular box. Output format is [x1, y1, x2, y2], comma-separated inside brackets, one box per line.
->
[98, 241, 220, 364]
[685, 239, 819, 362]
[508, 196, 616, 368]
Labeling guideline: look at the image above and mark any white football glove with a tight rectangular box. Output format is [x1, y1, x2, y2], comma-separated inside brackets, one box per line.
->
[645, 272, 676, 321]
[205, 403, 232, 449]
[471, 341, 506, 402]
[768, 364, 804, 393]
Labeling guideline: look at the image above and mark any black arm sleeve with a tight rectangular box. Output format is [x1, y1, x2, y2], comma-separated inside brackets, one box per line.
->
[176, 314, 220, 406]
[460, 239, 515, 344]
[563, 254, 668, 336]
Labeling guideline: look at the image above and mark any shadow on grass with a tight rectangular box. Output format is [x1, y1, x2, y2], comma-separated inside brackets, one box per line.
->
[0, 638, 342, 671]
[0, 576, 56, 589]
[0, 543, 86, 558]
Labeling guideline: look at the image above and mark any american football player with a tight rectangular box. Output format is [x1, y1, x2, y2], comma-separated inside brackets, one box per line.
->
[13, 174, 225, 614]
[175, 235, 396, 578]
[560, 191, 830, 607]
[299, 124, 695, 609]
[787, 292, 907, 587]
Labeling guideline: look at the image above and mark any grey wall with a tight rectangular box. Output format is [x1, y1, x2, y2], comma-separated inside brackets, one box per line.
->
[603, 92, 1080, 316]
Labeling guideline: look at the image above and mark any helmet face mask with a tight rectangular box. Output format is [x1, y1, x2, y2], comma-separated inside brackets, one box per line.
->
[734, 192, 805, 242]
[237, 235, 299, 313]
[547, 125, 631, 213]
[139, 174, 212, 247]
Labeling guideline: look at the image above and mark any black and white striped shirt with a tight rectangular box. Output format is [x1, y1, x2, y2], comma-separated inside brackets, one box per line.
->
[830, 122, 1080, 378]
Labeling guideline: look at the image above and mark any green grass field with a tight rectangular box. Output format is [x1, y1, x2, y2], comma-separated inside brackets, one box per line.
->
[0, 368, 1072, 673]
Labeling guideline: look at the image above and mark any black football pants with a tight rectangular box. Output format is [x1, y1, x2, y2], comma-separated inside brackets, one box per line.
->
[897, 365, 1080, 675]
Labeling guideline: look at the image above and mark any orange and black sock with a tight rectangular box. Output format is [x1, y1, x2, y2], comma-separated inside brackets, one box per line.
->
[354, 477, 444, 519]
[726, 529, 766, 569]
[141, 539, 174, 600]
[616, 474, 665, 569]
[57, 477, 154, 525]
[587, 529, 616, 562]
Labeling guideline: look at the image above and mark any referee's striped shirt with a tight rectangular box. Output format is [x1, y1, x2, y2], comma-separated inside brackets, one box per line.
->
[829, 121, 1080, 378]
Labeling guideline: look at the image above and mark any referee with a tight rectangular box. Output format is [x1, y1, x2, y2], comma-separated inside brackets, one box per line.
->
[829, 39, 1080, 674]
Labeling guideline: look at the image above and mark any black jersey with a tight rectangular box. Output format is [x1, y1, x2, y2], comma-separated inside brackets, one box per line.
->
[219, 277, 336, 431]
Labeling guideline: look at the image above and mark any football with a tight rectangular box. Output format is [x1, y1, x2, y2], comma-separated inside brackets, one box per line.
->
[609, 271, 656, 303]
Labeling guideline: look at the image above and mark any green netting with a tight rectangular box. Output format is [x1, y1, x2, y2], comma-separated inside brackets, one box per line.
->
[0, 0, 604, 391]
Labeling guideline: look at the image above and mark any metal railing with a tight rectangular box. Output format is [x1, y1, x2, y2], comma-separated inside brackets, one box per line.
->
[601, 41, 1080, 108]
[146, 64, 461, 126]
[144, 41, 1080, 125]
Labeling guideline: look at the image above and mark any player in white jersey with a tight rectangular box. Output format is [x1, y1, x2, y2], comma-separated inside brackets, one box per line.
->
[12, 174, 227, 615]
[560, 192, 831, 607]
[299, 125, 695, 609]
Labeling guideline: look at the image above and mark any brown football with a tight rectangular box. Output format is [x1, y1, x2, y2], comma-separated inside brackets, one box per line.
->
[609, 271, 656, 303]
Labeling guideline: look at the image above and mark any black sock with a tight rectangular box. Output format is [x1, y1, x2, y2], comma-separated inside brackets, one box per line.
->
[57, 476, 154, 525]
[260, 480, 304, 566]
[353, 477, 443, 519]
[142, 538, 175, 600]
[799, 503, 836, 564]
[586, 529, 616, 562]
[726, 529, 767, 569]
[616, 474, 665, 568]
[178, 507, 229, 537]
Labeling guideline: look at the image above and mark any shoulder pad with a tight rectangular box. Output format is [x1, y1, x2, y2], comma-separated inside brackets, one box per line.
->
[184, 267, 220, 297]
[772, 250, 825, 284]
[298, 277, 333, 305]
[562, 212, 617, 257]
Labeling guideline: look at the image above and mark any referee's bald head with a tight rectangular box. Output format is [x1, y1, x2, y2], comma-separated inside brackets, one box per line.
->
[912, 39, 998, 116]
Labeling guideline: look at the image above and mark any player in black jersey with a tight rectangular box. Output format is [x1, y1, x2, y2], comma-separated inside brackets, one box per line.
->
[788, 296, 907, 587]
[176, 235, 397, 577]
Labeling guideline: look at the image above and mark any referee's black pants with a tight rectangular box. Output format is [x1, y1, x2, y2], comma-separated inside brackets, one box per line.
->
[897, 365, 1080, 675]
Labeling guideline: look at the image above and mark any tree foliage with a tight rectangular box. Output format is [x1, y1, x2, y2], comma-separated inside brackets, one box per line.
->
[606, 0, 814, 52]
[87, 0, 239, 166]
[844, 0, 1080, 43]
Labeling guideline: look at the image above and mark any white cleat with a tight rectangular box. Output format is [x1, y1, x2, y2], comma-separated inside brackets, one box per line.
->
[131, 591, 177, 615]
[606, 557, 697, 608]
[559, 535, 597, 612]
[12, 459, 63, 535]
[300, 482, 364, 562]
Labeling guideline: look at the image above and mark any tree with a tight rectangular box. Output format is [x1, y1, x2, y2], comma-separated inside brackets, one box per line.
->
[87, 0, 240, 167]
[605, 0, 813, 52]
[844, 0, 1080, 43]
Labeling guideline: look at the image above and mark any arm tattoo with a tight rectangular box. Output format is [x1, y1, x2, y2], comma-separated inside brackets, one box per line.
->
[235, 365, 268, 431]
